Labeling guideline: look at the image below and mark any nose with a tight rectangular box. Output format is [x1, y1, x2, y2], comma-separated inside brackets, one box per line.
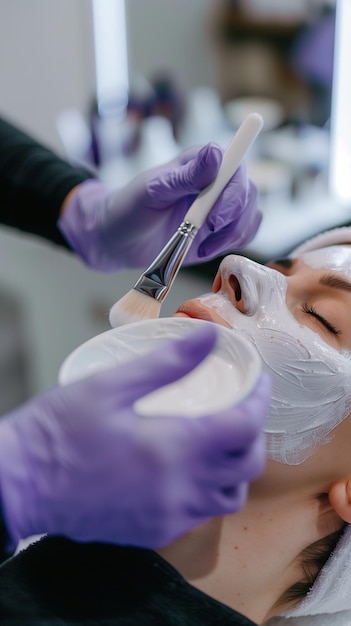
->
[212, 255, 286, 316]
[213, 269, 246, 313]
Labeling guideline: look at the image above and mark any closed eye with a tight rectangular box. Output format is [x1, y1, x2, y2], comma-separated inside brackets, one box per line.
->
[302, 303, 341, 336]
[270, 258, 294, 269]
[267, 258, 295, 274]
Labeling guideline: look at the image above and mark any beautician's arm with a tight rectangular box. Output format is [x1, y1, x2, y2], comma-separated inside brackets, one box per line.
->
[0, 116, 261, 270]
[0, 117, 90, 245]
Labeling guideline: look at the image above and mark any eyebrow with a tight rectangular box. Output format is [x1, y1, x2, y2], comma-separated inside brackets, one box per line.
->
[319, 273, 351, 293]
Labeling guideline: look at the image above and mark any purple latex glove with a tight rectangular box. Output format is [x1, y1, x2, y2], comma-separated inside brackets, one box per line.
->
[0, 324, 270, 551]
[58, 143, 260, 272]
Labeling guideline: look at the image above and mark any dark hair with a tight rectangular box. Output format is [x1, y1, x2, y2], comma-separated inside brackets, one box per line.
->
[274, 524, 347, 610]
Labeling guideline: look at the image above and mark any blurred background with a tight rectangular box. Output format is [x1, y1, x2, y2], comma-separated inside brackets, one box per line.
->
[0, 0, 347, 413]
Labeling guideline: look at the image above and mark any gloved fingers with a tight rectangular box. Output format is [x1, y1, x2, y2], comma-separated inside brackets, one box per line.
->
[195, 223, 240, 261]
[201, 432, 266, 486]
[195, 209, 262, 261]
[195, 372, 271, 455]
[105, 324, 219, 406]
[227, 188, 261, 246]
[205, 161, 252, 231]
[185, 184, 260, 262]
[233, 207, 262, 249]
[187, 481, 249, 518]
[147, 142, 223, 208]
[180, 142, 223, 191]
[211, 481, 249, 515]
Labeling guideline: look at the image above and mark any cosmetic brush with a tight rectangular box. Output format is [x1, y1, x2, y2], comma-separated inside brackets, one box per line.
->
[109, 112, 263, 328]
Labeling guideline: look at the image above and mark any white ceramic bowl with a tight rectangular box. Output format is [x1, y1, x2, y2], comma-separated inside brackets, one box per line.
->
[58, 318, 261, 418]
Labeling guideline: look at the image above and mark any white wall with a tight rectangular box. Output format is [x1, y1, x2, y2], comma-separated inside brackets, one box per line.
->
[125, 0, 214, 92]
[0, 0, 214, 153]
[0, 0, 95, 153]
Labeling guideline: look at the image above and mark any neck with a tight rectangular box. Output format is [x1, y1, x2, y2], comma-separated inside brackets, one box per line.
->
[157, 461, 339, 624]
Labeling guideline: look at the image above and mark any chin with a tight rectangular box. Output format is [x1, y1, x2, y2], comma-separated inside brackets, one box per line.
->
[173, 299, 232, 329]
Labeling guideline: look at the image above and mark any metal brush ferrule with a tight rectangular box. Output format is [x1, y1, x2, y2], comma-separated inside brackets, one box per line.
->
[133, 221, 198, 302]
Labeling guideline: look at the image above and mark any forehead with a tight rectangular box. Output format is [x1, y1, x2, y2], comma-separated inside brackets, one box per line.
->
[298, 246, 351, 277]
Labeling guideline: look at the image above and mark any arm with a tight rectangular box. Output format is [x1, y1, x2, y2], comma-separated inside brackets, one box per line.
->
[0, 116, 91, 246]
[0, 116, 261, 269]
[59, 146, 261, 272]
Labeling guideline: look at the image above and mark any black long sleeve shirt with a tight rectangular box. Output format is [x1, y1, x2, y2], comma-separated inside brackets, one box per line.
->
[0, 536, 258, 625]
[0, 116, 91, 246]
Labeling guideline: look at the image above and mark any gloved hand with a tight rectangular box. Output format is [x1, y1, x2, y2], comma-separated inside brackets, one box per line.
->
[58, 143, 260, 272]
[0, 324, 270, 551]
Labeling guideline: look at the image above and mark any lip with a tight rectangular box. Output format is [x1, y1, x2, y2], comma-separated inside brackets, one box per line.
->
[173, 299, 232, 328]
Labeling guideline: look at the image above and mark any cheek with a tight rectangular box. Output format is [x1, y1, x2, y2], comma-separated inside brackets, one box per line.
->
[255, 324, 351, 465]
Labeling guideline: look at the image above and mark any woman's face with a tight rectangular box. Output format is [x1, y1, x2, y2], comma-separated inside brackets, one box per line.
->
[174, 246, 351, 464]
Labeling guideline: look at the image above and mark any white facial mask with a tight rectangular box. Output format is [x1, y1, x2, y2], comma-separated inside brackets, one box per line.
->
[301, 245, 351, 279]
[197, 251, 351, 465]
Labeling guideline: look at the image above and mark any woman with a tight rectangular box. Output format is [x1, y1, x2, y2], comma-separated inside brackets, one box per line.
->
[167, 224, 351, 623]
[0, 226, 351, 625]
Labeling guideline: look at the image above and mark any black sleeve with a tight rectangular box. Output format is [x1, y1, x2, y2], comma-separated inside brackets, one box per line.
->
[0, 503, 12, 563]
[0, 116, 92, 247]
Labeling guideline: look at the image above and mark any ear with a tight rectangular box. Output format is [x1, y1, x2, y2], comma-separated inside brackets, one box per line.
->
[328, 478, 351, 523]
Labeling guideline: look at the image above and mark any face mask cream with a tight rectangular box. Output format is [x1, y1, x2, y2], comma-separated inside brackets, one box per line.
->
[198, 252, 351, 464]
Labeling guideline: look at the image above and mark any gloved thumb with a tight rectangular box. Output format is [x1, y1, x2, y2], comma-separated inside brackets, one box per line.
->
[181, 142, 223, 192]
[115, 323, 219, 405]
[148, 143, 223, 207]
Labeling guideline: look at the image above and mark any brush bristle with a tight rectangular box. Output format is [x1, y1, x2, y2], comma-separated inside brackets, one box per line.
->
[109, 289, 162, 328]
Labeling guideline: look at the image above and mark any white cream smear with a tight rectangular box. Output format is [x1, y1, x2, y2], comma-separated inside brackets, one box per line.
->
[59, 317, 260, 421]
[135, 355, 240, 418]
[196, 248, 351, 464]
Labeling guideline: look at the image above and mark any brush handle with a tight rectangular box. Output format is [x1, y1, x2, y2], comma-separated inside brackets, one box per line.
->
[185, 112, 263, 229]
